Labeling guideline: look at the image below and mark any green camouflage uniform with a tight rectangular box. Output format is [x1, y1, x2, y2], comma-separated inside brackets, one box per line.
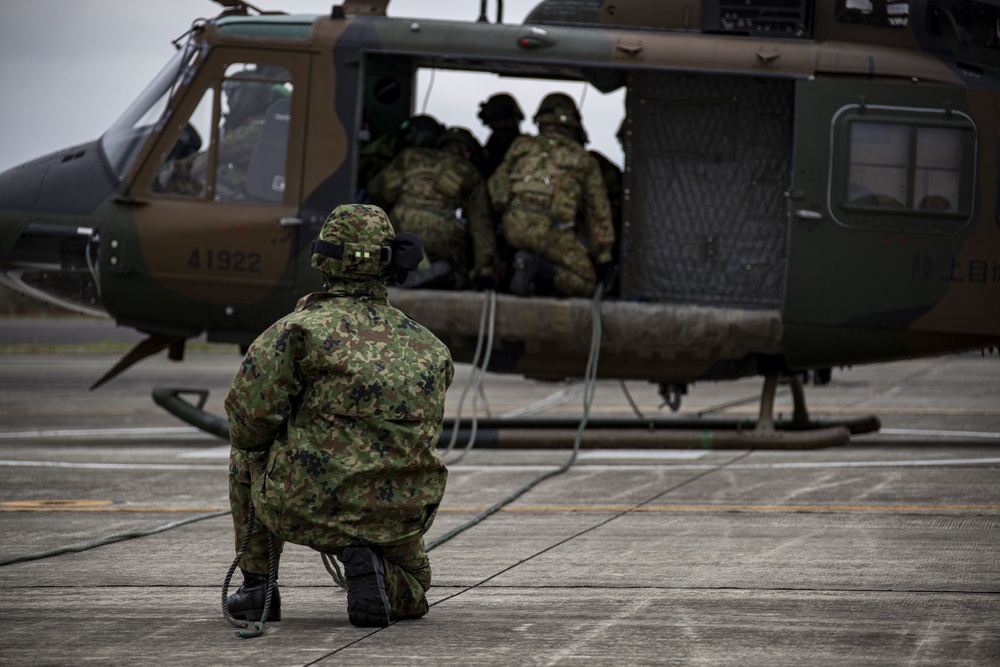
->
[488, 126, 615, 297]
[226, 204, 454, 620]
[369, 146, 496, 288]
[163, 116, 264, 199]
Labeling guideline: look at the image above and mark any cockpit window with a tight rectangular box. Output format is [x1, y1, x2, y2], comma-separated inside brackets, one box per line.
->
[101, 42, 204, 180]
[155, 63, 293, 203]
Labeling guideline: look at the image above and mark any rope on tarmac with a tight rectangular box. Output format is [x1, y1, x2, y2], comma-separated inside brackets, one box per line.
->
[0, 509, 230, 567]
[444, 289, 497, 466]
[426, 285, 605, 552]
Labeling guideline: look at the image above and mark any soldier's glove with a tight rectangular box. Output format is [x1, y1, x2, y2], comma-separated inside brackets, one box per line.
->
[390, 233, 425, 284]
[595, 262, 617, 292]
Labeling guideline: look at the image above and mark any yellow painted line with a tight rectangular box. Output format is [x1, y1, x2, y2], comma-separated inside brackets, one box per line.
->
[0, 499, 116, 509]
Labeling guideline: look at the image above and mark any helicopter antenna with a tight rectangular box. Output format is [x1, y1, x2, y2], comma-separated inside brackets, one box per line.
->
[210, 0, 285, 16]
[477, 0, 504, 24]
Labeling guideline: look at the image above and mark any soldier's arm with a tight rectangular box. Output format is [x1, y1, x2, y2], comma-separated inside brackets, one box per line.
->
[581, 155, 615, 265]
[465, 176, 497, 278]
[225, 319, 304, 451]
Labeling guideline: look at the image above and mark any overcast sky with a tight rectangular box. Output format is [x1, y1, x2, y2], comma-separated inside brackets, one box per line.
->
[0, 0, 625, 175]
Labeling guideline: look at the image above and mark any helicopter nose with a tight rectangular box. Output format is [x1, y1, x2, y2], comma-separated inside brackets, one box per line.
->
[0, 141, 117, 316]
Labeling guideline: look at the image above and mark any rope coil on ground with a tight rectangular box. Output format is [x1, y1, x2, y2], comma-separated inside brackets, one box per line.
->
[221, 503, 277, 639]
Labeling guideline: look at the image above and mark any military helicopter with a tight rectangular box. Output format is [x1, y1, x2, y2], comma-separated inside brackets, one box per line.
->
[1, 0, 998, 445]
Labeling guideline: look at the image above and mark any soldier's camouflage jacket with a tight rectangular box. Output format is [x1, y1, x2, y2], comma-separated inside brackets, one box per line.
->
[225, 279, 454, 550]
[369, 147, 496, 283]
[488, 128, 615, 266]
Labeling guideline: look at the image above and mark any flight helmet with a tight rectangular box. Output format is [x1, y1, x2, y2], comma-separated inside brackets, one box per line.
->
[223, 69, 289, 125]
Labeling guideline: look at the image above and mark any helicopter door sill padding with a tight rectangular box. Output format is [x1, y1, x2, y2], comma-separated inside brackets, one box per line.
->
[387, 288, 785, 361]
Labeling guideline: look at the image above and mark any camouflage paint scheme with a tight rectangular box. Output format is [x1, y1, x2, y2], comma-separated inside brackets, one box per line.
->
[0, 0, 997, 389]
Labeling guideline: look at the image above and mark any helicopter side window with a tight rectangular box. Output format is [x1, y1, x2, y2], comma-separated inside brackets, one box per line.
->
[830, 105, 976, 232]
[156, 63, 293, 203]
[155, 88, 215, 196]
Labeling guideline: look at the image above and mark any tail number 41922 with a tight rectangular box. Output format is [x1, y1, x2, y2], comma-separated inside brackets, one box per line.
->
[187, 249, 261, 273]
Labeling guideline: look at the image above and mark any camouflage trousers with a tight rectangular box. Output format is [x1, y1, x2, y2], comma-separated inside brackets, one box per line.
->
[391, 204, 469, 288]
[501, 206, 596, 297]
[229, 448, 434, 619]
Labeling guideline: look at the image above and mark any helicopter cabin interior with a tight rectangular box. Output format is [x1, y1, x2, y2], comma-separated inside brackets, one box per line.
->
[356, 51, 796, 312]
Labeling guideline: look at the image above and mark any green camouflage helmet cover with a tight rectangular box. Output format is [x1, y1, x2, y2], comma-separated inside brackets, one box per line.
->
[533, 93, 582, 129]
[311, 204, 396, 280]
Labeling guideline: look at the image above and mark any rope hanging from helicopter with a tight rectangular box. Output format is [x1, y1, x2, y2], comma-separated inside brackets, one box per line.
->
[441, 288, 498, 465]
[424, 283, 606, 552]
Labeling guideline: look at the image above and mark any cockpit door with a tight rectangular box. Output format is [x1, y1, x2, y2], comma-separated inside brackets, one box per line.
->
[102, 48, 309, 339]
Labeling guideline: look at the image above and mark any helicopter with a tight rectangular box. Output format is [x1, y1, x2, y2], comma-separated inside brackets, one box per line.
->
[0, 0, 998, 445]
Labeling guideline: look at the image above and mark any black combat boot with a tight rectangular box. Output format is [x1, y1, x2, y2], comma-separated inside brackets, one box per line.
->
[509, 251, 541, 296]
[342, 544, 391, 627]
[227, 568, 281, 622]
[534, 257, 559, 296]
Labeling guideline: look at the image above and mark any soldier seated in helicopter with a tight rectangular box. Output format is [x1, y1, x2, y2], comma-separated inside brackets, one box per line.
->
[368, 126, 497, 291]
[487, 93, 616, 298]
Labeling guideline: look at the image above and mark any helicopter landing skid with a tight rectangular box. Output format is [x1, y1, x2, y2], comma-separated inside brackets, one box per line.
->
[152, 374, 880, 449]
[152, 387, 230, 440]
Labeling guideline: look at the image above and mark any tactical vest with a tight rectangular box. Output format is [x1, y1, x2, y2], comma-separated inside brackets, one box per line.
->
[508, 135, 581, 226]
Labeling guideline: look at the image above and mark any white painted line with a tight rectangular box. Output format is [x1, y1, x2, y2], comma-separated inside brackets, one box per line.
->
[178, 445, 232, 459]
[0, 426, 206, 439]
[577, 449, 710, 460]
[877, 428, 1000, 440]
[451, 457, 1000, 472]
[0, 460, 226, 471]
[3, 456, 999, 473]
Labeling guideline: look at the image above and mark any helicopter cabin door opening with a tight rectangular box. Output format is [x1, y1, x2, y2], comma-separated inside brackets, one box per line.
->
[106, 48, 309, 342]
[354, 52, 794, 313]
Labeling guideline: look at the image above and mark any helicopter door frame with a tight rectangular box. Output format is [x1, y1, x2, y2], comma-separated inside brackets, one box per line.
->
[104, 47, 310, 337]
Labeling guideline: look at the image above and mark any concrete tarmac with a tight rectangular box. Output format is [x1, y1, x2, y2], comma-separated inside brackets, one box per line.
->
[0, 347, 998, 665]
